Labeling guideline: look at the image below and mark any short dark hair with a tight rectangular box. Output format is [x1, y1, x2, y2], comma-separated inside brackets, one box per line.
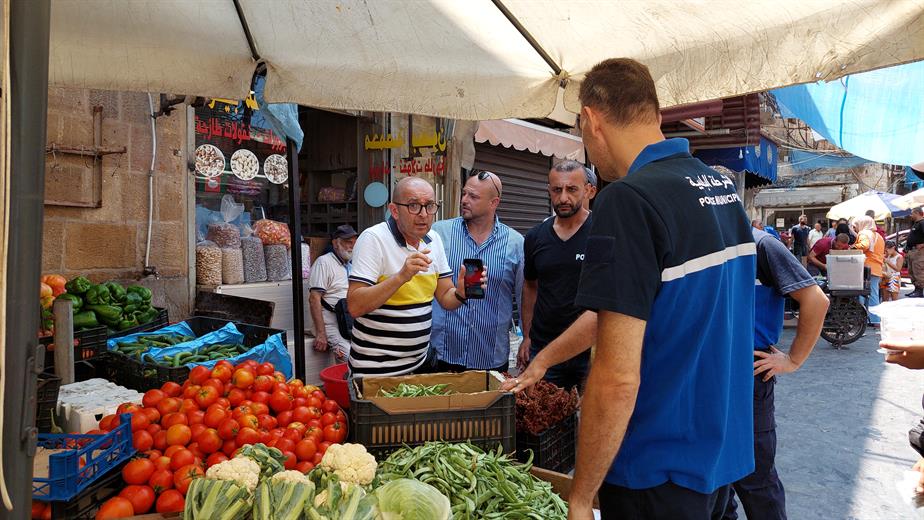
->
[579, 58, 660, 126]
[552, 160, 596, 187]
[835, 233, 850, 243]
[886, 240, 897, 249]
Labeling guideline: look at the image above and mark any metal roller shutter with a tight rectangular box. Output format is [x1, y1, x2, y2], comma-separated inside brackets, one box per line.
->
[473, 142, 551, 235]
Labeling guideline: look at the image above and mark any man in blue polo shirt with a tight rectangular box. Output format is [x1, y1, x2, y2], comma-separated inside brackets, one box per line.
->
[568, 57, 757, 519]
[723, 226, 828, 520]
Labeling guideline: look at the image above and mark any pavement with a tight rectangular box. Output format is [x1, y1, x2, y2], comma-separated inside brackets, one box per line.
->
[768, 325, 924, 519]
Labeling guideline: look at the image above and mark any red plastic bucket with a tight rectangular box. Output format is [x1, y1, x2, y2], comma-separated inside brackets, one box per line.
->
[320, 363, 350, 409]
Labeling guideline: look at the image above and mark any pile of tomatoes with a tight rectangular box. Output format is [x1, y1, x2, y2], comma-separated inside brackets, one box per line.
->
[32, 360, 348, 519]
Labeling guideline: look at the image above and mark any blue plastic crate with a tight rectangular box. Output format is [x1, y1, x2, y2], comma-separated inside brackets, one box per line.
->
[32, 413, 135, 502]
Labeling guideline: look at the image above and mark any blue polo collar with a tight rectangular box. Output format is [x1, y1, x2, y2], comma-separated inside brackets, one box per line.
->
[387, 216, 432, 247]
[627, 138, 691, 176]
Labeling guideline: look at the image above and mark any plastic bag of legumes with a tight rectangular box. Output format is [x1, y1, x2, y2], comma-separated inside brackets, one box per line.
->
[253, 219, 291, 249]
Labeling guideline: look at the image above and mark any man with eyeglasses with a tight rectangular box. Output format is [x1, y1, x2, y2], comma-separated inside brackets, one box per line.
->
[429, 169, 524, 372]
[346, 176, 486, 377]
[517, 160, 596, 391]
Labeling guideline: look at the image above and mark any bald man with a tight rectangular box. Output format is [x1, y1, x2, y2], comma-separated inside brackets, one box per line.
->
[430, 170, 524, 372]
[346, 177, 486, 377]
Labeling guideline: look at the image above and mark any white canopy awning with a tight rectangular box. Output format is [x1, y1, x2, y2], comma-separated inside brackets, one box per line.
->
[475, 119, 585, 162]
[49, 0, 924, 120]
[754, 186, 846, 208]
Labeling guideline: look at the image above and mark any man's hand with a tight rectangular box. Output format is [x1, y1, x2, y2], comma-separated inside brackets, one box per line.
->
[914, 458, 924, 494]
[454, 264, 488, 298]
[500, 358, 547, 393]
[516, 338, 532, 370]
[754, 346, 800, 381]
[313, 334, 329, 352]
[566, 500, 594, 520]
[883, 341, 924, 369]
[399, 250, 432, 282]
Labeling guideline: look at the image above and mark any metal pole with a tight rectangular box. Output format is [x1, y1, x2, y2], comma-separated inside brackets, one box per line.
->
[286, 138, 306, 381]
[2, 0, 50, 515]
[52, 299, 74, 385]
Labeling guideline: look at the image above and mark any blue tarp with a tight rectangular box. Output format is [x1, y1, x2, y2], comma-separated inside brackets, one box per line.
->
[907, 167, 924, 190]
[771, 61, 924, 166]
[787, 150, 871, 171]
[694, 136, 778, 184]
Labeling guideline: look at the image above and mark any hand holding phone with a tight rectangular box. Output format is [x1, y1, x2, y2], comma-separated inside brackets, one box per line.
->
[462, 258, 485, 299]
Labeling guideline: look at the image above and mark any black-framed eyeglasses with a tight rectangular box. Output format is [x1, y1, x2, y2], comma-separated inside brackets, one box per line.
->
[394, 201, 441, 215]
[470, 169, 501, 197]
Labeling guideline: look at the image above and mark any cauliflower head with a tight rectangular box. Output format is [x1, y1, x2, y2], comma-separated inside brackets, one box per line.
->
[272, 470, 312, 484]
[318, 443, 377, 485]
[205, 456, 261, 492]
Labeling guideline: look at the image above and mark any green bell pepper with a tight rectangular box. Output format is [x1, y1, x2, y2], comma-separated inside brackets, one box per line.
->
[123, 292, 143, 308]
[54, 293, 83, 312]
[73, 310, 99, 329]
[85, 304, 123, 326]
[136, 307, 159, 325]
[64, 276, 92, 295]
[126, 285, 152, 303]
[84, 285, 111, 305]
[103, 281, 127, 304]
[117, 317, 138, 331]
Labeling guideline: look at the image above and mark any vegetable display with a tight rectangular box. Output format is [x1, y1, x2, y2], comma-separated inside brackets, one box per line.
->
[513, 379, 580, 436]
[378, 383, 452, 398]
[373, 478, 451, 520]
[376, 442, 569, 519]
[111, 332, 248, 368]
[41, 275, 160, 333]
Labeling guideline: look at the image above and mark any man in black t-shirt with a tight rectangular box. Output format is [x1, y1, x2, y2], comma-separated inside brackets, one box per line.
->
[907, 208, 924, 297]
[518, 160, 595, 390]
[789, 216, 810, 267]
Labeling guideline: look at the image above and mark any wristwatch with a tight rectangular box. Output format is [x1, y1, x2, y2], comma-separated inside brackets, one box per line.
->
[454, 290, 468, 305]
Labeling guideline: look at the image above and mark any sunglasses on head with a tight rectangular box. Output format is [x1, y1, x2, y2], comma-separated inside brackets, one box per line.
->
[469, 169, 501, 197]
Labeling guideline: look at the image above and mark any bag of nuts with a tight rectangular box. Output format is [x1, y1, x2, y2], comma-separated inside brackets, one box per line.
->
[195, 241, 222, 286]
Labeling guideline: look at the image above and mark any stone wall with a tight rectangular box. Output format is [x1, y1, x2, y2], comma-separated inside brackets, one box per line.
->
[42, 88, 192, 319]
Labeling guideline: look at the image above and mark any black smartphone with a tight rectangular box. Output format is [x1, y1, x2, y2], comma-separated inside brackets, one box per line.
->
[463, 258, 485, 299]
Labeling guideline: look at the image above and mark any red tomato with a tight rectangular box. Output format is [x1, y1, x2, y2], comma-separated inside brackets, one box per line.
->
[257, 362, 275, 375]
[195, 386, 219, 408]
[295, 461, 315, 474]
[182, 385, 200, 400]
[133, 430, 154, 451]
[98, 414, 118, 432]
[253, 376, 274, 393]
[179, 398, 199, 413]
[161, 412, 188, 429]
[211, 364, 233, 383]
[257, 414, 277, 431]
[165, 424, 192, 447]
[188, 365, 211, 385]
[290, 406, 310, 424]
[217, 418, 240, 441]
[152, 431, 168, 451]
[141, 407, 161, 425]
[206, 452, 229, 468]
[232, 404, 253, 418]
[274, 438, 295, 454]
[155, 489, 185, 513]
[31, 500, 45, 519]
[186, 410, 205, 425]
[311, 390, 326, 401]
[168, 448, 195, 471]
[189, 423, 207, 439]
[95, 497, 134, 519]
[282, 428, 302, 443]
[142, 389, 166, 408]
[145, 449, 162, 460]
[323, 422, 347, 443]
[276, 410, 293, 428]
[273, 382, 290, 394]
[173, 464, 204, 494]
[269, 391, 293, 413]
[293, 397, 308, 408]
[216, 397, 231, 408]
[222, 439, 238, 457]
[196, 428, 222, 454]
[304, 425, 323, 442]
[164, 445, 184, 458]
[117, 402, 142, 415]
[238, 414, 259, 430]
[291, 386, 311, 399]
[287, 422, 307, 437]
[307, 419, 322, 428]
[153, 456, 171, 471]
[250, 390, 270, 404]
[156, 397, 181, 416]
[160, 381, 181, 397]
[322, 400, 340, 414]
[227, 388, 247, 407]
[235, 427, 260, 447]
[203, 404, 228, 429]
[307, 397, 323, 409]
[306, 407, 323, 421]
[258, 430, 273, 444]
[232, 369, 255, 389]
[250, 402, 269, 416]
[238, 360, 259, 371]
[202, 378, 224, 392]
[282, 451, 297, 470]
[312, 452, 323, 465]
[148, 468, 174, 494]
[126, 412, 148, 432]
[294, 439, 317, 461]
[122, 458, 156, 485]
[289, 378, 304, 388]
[320, 412, 338, 427]
[186, 442, 203, 461]
[215, 359, 234, 370]
[318, 441, 332, 455]
[118, 485, 155, 515]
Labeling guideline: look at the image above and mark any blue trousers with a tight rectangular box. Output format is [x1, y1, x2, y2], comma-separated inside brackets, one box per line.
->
[723, 375, 787, 520]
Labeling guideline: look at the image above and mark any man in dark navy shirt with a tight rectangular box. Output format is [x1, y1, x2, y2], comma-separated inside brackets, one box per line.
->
[565, 58, 757, 520]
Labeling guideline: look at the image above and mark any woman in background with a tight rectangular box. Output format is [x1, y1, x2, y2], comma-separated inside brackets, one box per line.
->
[853, 215, 885, 324]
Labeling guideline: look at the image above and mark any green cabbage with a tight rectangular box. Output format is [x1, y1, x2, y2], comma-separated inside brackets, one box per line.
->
[373, 479, 451, 520]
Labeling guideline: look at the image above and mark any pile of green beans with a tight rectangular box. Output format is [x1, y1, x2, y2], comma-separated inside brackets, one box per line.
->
[378, 382, 452, 398]
[377, 442, 568, 519]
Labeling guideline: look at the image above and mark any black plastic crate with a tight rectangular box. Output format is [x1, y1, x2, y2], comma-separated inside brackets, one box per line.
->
[515, 412, 577, 473]
[39, 326, 107, 374]
[101, 316, 286, 391]
[107, 307, 168, 339]
[35, 372, 62, 433]
[349, 374, 516, 460]
[43, 460, 127, 520]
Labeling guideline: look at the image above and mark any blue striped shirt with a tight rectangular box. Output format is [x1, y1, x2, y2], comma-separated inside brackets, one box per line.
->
[430, 217, 524, 369]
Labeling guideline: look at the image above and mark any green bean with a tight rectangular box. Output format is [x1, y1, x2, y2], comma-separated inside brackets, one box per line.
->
[378, 382, 452, 397]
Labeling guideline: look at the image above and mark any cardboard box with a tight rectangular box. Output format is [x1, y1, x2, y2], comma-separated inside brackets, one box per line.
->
[354, 370, 507, 414]
[530, 467, 600, 509]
